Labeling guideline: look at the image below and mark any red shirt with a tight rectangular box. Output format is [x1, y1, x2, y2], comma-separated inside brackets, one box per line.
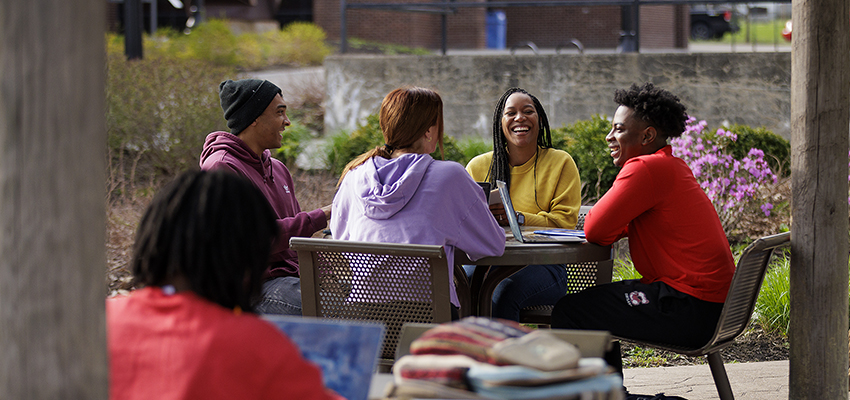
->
[584, 146, 734, 303]
[107, 287, 343, 400]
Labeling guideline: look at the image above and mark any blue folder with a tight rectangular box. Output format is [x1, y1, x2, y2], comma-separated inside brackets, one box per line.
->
[263, 315, 385, 400]
[533, 228, 586, 237]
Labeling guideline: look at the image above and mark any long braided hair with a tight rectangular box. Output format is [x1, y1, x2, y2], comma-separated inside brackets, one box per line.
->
[131, 169, 279, 312]
[486, 88, 553, 194]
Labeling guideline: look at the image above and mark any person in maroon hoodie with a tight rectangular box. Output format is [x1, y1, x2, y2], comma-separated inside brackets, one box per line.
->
[200, 78, 331, 315]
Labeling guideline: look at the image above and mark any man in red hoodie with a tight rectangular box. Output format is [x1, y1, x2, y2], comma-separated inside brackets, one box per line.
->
[200, 78, 331, 315]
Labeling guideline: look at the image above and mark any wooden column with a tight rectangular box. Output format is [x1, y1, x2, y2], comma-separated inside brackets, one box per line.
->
[0, 1, 108, 398]
[789, 0, 850, 398]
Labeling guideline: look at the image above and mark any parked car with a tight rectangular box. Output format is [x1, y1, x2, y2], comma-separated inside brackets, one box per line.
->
[690, 4, 740, 40]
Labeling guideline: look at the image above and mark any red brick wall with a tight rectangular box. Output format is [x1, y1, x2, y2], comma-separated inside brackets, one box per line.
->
[497, 5, 621, 49]
[314, 0, 485, 49]
[314, 1, 686, 50]
[639, 5, 687, 49]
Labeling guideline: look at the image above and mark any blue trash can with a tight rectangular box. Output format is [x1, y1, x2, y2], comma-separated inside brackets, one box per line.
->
[486, 11, 506, 50]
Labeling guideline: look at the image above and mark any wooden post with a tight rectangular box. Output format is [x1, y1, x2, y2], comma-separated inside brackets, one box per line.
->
[0, 1, 108, 398]
[789, 0, 850, 398]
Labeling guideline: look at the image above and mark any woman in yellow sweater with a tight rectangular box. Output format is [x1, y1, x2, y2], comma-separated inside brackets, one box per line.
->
[466, 87, 582, 320]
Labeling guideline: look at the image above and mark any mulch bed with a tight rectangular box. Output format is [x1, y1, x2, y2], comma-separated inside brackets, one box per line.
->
[621, 325, 789, 368]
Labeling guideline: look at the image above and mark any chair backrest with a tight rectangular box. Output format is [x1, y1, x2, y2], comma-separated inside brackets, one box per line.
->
[576, 205, 593, 230]
[702, 231, 790, 351]
[290, 237, 454, 366]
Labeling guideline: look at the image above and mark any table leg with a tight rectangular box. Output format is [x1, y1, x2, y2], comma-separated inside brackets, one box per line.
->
[477, 265, 525, 318]
[466, 265, 489, 317]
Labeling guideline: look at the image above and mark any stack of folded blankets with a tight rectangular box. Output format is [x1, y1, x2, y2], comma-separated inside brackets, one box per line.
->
[383, 317, 624, 400]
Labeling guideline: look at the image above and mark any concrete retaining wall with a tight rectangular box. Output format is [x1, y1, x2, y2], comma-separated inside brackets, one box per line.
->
[324, 52, 792, 140]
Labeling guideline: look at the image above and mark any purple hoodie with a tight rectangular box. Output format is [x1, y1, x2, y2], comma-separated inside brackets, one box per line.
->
[200, 131, 327, 278]
[330, 153, 505, 307]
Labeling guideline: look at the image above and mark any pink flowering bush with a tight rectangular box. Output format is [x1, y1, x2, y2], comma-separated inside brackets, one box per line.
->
[671, 117, 779, 235]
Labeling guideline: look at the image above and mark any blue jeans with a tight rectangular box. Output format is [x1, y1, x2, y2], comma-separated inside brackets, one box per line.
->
[463, 264, 568, 321]
[253, 276, 302, 315]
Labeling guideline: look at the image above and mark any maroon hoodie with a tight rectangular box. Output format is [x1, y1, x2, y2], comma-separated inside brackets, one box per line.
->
[200, 131, 327, 278]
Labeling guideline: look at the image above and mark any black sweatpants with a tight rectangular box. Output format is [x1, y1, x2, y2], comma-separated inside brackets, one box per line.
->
[551, 279, 724, 374]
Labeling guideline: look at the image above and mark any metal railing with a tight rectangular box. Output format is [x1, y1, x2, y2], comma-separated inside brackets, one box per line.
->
[339, 0, 791, 54]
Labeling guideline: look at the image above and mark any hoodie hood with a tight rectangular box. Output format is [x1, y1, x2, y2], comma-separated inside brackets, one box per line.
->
[200, 131, 272, 180]
[355, 153, 434, 220]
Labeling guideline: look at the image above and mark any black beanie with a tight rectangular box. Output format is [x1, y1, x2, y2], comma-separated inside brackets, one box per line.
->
[219, 79, 282, 135]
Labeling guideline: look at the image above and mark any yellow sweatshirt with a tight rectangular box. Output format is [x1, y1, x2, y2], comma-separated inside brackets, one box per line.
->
[466, 147, 581, 228]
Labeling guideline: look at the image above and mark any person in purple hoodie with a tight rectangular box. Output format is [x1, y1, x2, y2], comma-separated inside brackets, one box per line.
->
[331, 87, 506, 318]
[200, 78, 331, 316]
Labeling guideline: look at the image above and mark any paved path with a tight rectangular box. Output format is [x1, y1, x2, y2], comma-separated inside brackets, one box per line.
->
[369, 361, 797, 399]
[623, 360, 789, 399]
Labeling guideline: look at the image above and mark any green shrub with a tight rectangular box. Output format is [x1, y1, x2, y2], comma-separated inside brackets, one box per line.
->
[275, 120, 315, 167]
[277, 22, 333, 66]
[457, 137, 492, 166]
[326, 115, 384, 175]
[553, 115, 619, 203]
[325, 114, 478, 175]
[112, 20, 331, 70]
[346, 37, 433, 55]
[184, 19, 241, 66]
[106, 51, 235, 199]
[725, 124, 790, 177]
[235, 32, 266, 70]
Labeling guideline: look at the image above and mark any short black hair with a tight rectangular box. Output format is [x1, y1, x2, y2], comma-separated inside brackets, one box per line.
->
[614, 82, 688, 138]
[131, 169, 278, 312]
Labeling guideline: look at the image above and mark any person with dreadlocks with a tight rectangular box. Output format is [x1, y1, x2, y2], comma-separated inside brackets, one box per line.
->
[465, 87, 581, 321]
[107, 170, 342, 400]
[331, 87, 505, 319]
[551, 83, 733, 400]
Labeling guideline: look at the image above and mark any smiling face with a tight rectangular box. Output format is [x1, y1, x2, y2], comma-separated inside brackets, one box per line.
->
[500, 92, 539, 151]
[606, 105, 652, 167]
[241, 94, 290, 156]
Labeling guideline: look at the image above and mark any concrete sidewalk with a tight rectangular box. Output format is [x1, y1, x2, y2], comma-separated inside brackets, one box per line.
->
[369, 361, 794, 399]
[623, 360, 789, 399]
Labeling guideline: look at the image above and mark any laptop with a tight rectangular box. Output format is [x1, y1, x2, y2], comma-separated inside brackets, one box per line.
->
[263, 315, 385, 400]
[495, 180, 585, 244]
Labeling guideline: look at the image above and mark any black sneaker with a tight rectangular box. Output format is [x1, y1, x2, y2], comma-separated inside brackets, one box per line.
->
[625, 393, 688, 400]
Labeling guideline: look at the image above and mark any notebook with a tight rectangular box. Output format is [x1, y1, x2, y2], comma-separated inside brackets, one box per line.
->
[263, 315, 385, 400]
[495, 180, 585, 244]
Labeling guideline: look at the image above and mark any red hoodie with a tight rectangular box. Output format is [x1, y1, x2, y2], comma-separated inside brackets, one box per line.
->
[200, 131, 327, 278]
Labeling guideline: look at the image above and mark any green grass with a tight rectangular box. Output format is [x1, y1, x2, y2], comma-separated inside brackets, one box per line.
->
[344, 38, 433, 55]
[753, 251, 790, 336]
[693, 18, 791, 45]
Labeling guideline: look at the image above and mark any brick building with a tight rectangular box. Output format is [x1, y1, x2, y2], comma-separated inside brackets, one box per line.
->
[313, 0, 689, 50]
[108, 0, 688, 51]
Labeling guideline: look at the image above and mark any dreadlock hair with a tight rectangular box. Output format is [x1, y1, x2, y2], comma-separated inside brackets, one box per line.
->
[337, 87, 445, 187]
[613, 82, 688, 139]
[486, 87, 553, 190]
[131, 169, 279, 312]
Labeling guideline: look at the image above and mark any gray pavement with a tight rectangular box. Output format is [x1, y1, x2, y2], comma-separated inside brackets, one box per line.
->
[623, 360, 789, 399]
[369, 361, 795, 399]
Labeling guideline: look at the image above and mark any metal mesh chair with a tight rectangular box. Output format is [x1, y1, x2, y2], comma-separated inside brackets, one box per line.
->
[519, 205, 603, 325]
[619, 231, 790, 400]
[290, 237, 455, 370]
